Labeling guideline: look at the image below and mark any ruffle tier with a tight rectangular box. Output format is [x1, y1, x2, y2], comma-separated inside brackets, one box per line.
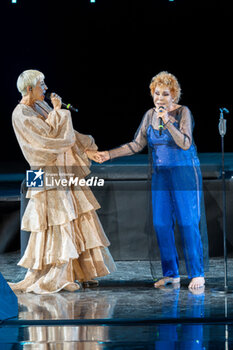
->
[9, 187, 116, 294]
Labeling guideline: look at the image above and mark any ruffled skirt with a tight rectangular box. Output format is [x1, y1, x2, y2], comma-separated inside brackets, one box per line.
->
[9, 186, 116, 294]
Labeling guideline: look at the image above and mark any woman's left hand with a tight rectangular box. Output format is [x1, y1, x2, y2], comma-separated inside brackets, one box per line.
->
[156, 106, 170, 124]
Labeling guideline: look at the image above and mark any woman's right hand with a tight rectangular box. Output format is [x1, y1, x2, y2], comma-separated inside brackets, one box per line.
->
[51, 93, 62, 110]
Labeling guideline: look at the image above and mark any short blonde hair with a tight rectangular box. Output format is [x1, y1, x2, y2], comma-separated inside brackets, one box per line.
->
[17, 69, 45, 96]
[149, 71, 181, 103]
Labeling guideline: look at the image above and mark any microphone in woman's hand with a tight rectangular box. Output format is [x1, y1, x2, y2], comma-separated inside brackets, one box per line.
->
[157, 106, 165, 136]
[45, 92, 79, 113]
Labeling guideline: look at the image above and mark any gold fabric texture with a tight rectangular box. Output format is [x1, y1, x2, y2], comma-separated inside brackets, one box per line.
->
[10, 101, 116, 294]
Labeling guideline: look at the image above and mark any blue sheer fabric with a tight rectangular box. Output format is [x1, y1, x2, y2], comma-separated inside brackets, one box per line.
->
[109, 105, 209, 278]
[147, 122, 204, 279]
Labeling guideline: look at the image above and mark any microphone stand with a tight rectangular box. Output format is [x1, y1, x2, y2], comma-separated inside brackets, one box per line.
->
[213, 107, 232, 294]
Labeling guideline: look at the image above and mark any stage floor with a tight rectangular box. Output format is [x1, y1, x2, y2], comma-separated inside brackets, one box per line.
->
[1, 252, 233, 348]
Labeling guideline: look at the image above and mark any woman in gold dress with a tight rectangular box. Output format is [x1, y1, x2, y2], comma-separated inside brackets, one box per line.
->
[10, 69, 116, 294]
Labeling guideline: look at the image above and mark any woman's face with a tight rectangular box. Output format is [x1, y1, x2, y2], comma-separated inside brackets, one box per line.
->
[153, 85, 173, 110]
[32, 80, 48, 101]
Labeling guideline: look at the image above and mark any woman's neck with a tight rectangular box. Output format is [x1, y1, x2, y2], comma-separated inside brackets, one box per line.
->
[168, 103, 181, 112]
[20, 94, 36, 107]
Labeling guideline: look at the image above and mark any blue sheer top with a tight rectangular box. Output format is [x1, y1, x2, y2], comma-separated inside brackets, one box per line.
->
[109, 105, 200, 167]
[147, 123, 200, 167]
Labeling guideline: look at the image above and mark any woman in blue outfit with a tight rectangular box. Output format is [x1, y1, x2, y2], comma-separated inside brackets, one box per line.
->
[95, 71, 206, 290]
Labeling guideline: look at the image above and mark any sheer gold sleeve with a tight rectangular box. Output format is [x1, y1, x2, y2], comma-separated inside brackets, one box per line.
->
[108, 111, 151, 159]
[166, 106, 193, 150]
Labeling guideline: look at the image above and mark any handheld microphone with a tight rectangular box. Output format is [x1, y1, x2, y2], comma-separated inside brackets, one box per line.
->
[159, 117, 163, 136]
[157, 106, 165, 136]
[45, 92, 79, 113]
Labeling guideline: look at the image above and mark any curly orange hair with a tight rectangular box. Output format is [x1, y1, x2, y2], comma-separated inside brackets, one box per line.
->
[149, 71, 181, 103]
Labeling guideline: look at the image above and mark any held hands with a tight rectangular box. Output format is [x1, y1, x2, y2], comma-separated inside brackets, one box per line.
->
[85, 150, 110, 163]
[98, 151, 110, 163]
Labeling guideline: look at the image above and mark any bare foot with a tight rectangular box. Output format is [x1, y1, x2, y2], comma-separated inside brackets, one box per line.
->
[154, 277, 180, 288]
[188, 277, 205, 290]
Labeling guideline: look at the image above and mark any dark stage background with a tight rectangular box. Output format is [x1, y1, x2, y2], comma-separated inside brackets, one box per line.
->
[0, 0, 232, 164]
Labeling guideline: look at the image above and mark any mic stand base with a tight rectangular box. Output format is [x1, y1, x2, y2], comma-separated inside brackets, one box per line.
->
[211, 287, 233, 295]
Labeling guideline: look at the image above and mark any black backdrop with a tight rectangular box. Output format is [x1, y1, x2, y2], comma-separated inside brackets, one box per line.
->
[0, 0, 232, 164]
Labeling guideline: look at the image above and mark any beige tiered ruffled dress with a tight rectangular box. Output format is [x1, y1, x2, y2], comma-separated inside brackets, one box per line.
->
[10, 100, 116, 294]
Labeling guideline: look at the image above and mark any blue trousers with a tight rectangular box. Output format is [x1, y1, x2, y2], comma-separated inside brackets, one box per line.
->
[151, 166, 204, 279]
